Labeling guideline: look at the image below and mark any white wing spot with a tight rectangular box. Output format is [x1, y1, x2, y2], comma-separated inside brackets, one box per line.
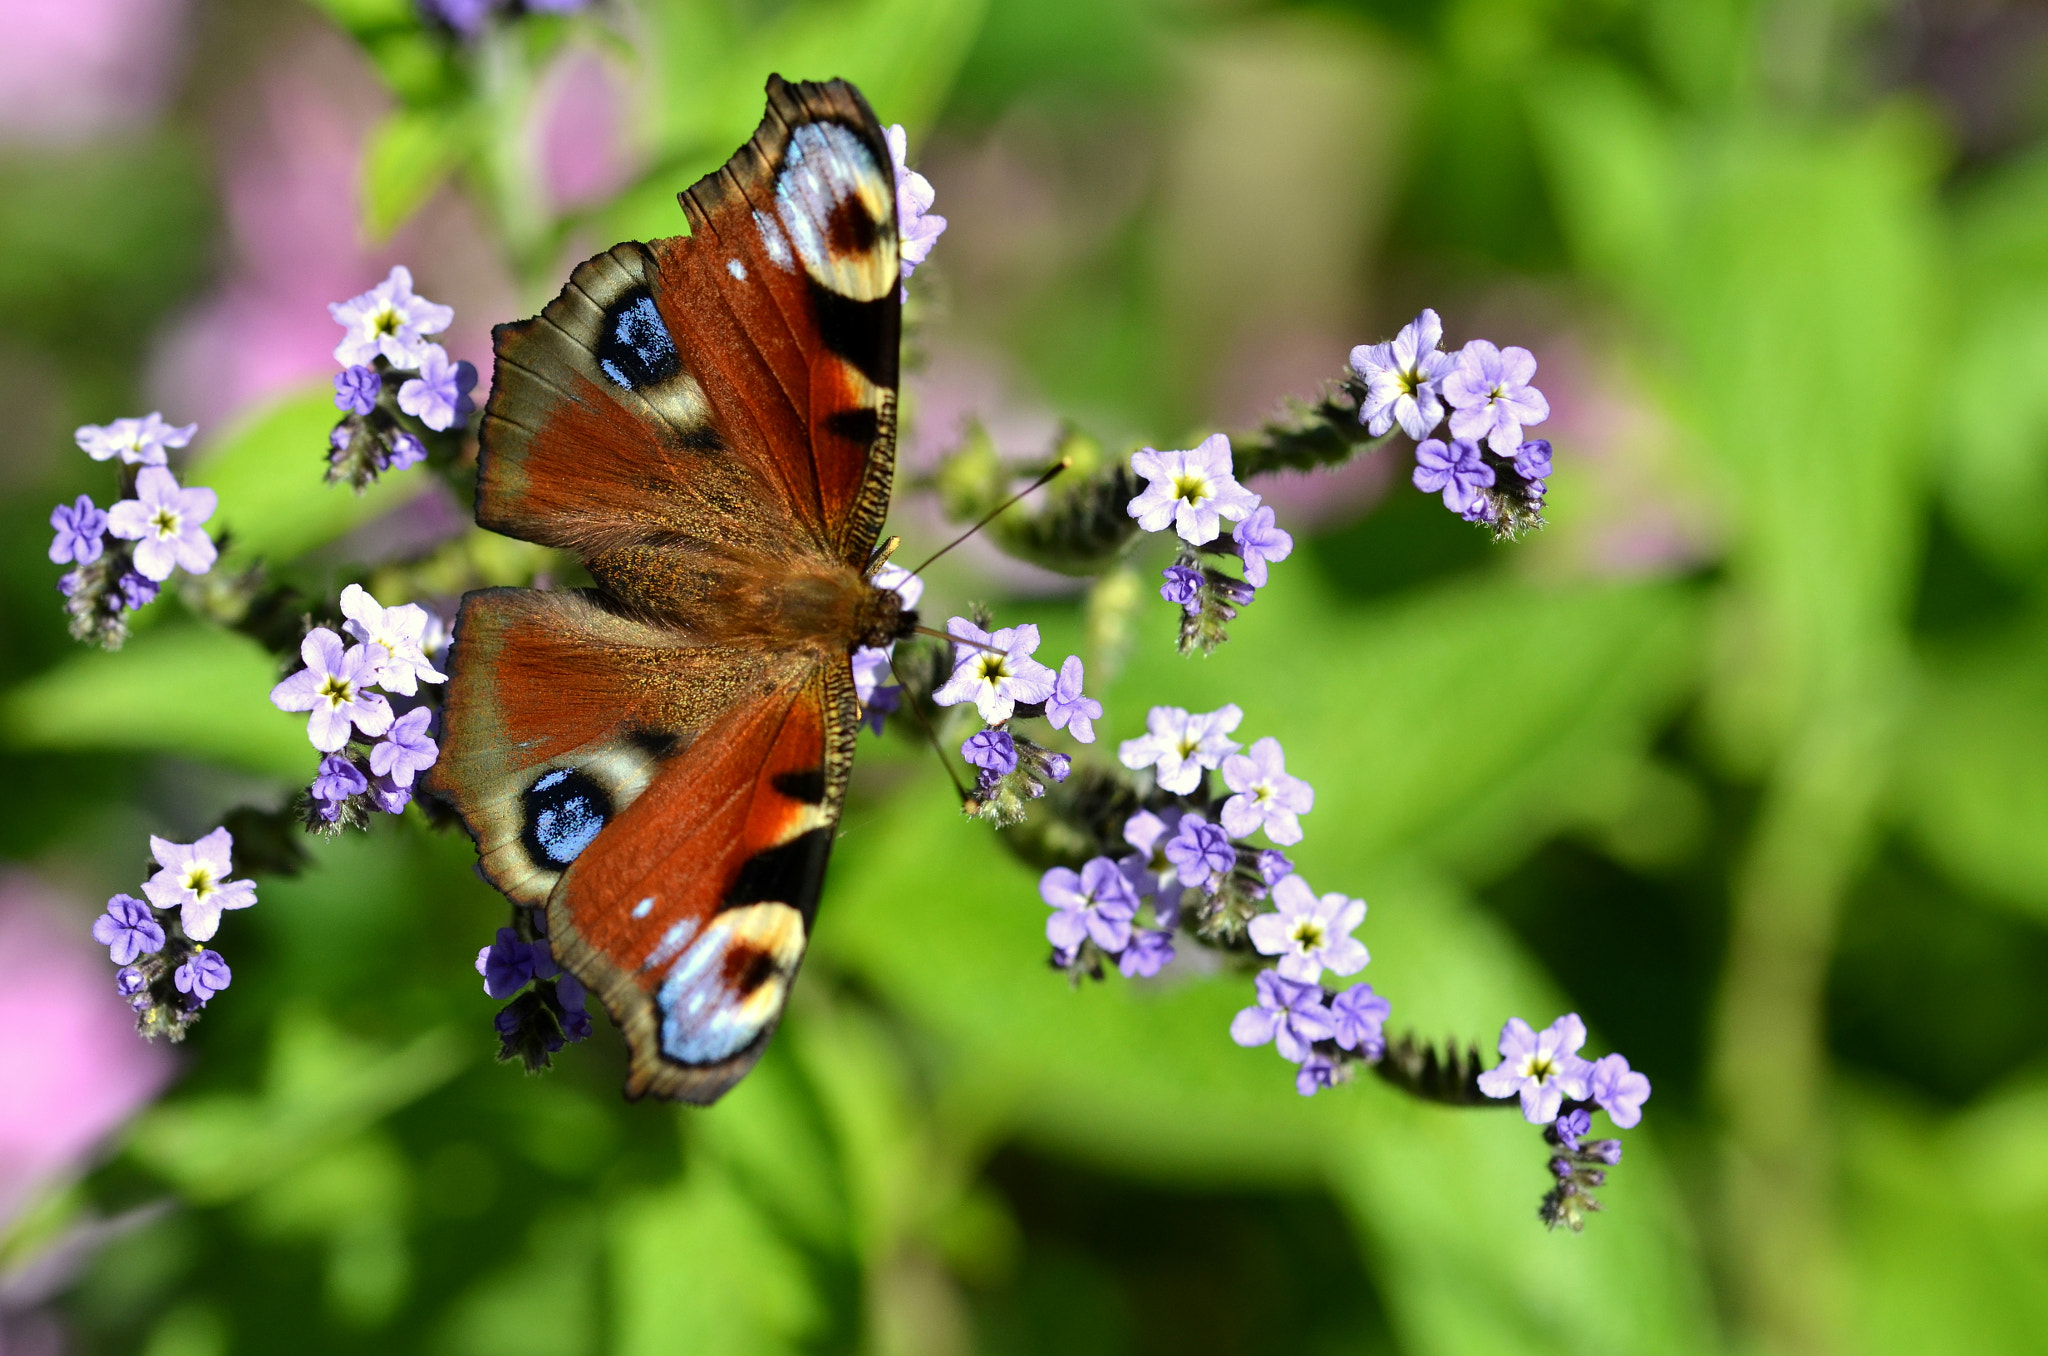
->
[632, 896, 656, 919]
[726, 258, 747, 281]
[753, 210, 793, 271]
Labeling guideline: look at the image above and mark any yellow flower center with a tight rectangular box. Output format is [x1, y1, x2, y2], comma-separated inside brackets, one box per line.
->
[1521, 1053, 1556, 1082]
[1170, 473, 1213, 506]
[372, 304, 402, 337]
[181, 866, 217, 900]
[150, 508, 180, 538]
[1289, 918, 1326, 951]
[317, 674, 356, 709]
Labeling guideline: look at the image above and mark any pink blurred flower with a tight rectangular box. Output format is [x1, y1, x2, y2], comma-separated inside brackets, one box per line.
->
[0, 876, 172, 1228]
[0, 0, 190, 147]
[534, 46, 637, 214]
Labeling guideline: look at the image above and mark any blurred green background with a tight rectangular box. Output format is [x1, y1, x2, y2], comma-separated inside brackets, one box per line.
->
[2, 0, 2047, 1353]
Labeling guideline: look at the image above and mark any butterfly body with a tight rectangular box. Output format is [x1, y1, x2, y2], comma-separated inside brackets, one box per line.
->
[428, 76, 911, 1103]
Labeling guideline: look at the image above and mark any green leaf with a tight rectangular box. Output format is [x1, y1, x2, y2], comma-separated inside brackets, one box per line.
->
[361, 106, 468, 242]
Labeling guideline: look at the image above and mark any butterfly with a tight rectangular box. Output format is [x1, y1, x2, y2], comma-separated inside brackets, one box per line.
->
[427, 75, 915, 1103]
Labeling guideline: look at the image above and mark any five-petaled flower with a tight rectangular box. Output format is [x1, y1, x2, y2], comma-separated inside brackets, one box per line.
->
[1412, 437, 1495, 515]
[142, 827, 257, 942]
[174, 949, 232, 1005]
[91, 895, 165, 965]
[105, 466, 218, 582]
[477, 927, 555, 1000]
[1587, 1052, 1651, 1129]
[1118, 807, 1182, 903]
[330, 265, 454, 368]
[1329, 983, 1390, 1057]
[1248, 875, 1367, 982]
[1231, 506, 1294, 588]
[1045, 656, 1101, 743]
[961, 728, 1018, 775]
[370, 706, 440, 787]
[1476, 1014, 1594, 1124]
[1118, 928, 1175, 978]
[397, 344, 479, 432]
[931, 618, 1057, 723]
[1443, 340, 1550, 454]
[1229, 970, 1337, 1063]
[1219, 736, 1314, 845]
[339, 584, 447, 694]
[1117, 703, 1242, 795]
[1041, 857, 1138, 955]
[269, 628, 396, 752]
[885, 125, 947, 282]
[49, 495, 108, 565]
[1127, 434, 1261, 546]
[1163, 814, 1234, 892]
[1351, 309, 1454, 440]
[74, 412, 197, 466]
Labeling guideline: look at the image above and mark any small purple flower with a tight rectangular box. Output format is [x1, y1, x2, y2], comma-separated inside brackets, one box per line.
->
[1513, 438, 1552, 482]
[74, 412, 197, 466]
[477, 927, 543, 999]
[1219, 737, 1314, 846]
[174, 949, 232, 1005]
[1412, 438, 1494, 515]
[382, 430, 428, 472]
[885, 124, 947, 282]
[309, 752, 368, 820]
[1163, 814, 1234, 892]
[334, 365, 381, 415]
[91, 894, 165, 965]
[117, 572, 159, 611]
[1118, 928, 1175, 978]
[49, 495, 108, 565]
[1257, 849, 1294, 885]
[1443, 340, 1550, 454]
[115, 966, 149, 999]
[1587, 1052, 1651, 1129]
[1350, 309, 1454, 440]
[1329, 983, 1390, 1057]
[1117, 704, 1242, 795]
[931, 618, 1058, 723]
[269, 628, 396, 753]
[1230, 506, 1294, 589]
[367, 771, 412, 815]
[961, 728, 1018, 775]
[860, 681, 900, 735]
[1118, 807, 1183, 901]
[1045, 656, 1101, 743]
[1296, 1055, 1337, 1097]
[1229, 970, 1337, 1063]
[1460, 494, 1498, 524]
[557, 971, 593, 1041]
[1553, 1108, 1592, 1152]
[1476, 1014, 1594, 1124]
[330, 265, 454, 367]
[369, 706, 439, 788]
[397, 344, 478, 432]
[1039, 750, 1072, 783]
[1128, 434, 1261, 546]
[1160, 564, 1203, 611]
[1041, 856, 1138, 955]
[1249, 875, 1368, 983]
[105, 466, 218, 581]
[142, 827, 257, 942]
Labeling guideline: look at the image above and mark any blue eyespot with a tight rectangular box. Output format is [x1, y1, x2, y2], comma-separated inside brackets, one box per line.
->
[596, 290, 679, 390]
[521, 767, 612, 867]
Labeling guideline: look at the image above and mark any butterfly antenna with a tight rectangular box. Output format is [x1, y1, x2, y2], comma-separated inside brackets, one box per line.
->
[886, 648, 971, 804]
[912, 624, 1005, 654]
[909, 456, 1071, 576]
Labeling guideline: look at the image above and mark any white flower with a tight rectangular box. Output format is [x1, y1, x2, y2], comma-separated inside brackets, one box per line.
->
[1117, 704, 1242, 795]
[1219, 736, 1314, 845]
[141, 827, 257, 942]
[1476, 1014, 1594, 1124]
[269, 627, 394, 753]
[1126, 434, 1261, 545]
[329, 265, 454, 368]
[930, 617, 1057, 724]
[1248, 875, 1367, 983]
[339, 583, 447, 695]
[1349, 308, 1454, 440]
[74, 412, 197, 466]
[104, 466, 218, 582]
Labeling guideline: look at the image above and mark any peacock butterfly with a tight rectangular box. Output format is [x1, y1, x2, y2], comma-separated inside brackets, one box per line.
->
[426, 75, 915, 1103]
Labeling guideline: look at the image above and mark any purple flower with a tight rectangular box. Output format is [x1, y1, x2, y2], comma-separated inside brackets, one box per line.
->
[1117, 704, 1242, 795]
[1329, 983, 1390, 1057]
[117, 572, 159, 611]
[1045, 656, 1101, 743]
[1249, 875, 1368, 983]
[961, 728, 1018, 775]
[1159, 564, 1203, 612]
[309, 753, 368, 821]
[330, 265, 454, 367]
[1041, 856, 1138, 955]
[1257, 849, 1294, 885]
[142, 827, 256, 942]
[91, 894, 164, 965]
[1460, 494, 1498, 524]
[557, 971, 593, 1041]
[269, 628, 396, 753]
[397, 344, 478, 432]
[1443, 340, 1550, 454]
[49, 495, 108, 565]
[1296, 1055, 1337, 1097]
[1229, 970, 1336, 1063]
[1412, 437, 1494, 514]
[477, 927, 549, 999]
[1350, 309, 1454, 440]
[1118, 808, 1182, 902]
[1230, 506, 1294, 588]
[1127, 434, 1261, 546]
[885, 124, 947, 281]
[116, 966, 149, 999]
[1163, 814, 1234, 892]
[74, 412, 197, 466]
[1040, 750, 1072, 783]
[369, 706, 439, 788]
[1219, 737, 1314, 845]
[1553, 1108, 1591, 1152]
[1513, 438, 1552, 482]
[382, 430, 427, 472]
[1587, 1052, 1651, 1129]
[174, 949, 232, 1004]
[334, 364, 381, 415]
[1476, 1014, 1594, 1124]
[1118, 928, 1176, 978]
[104, 466, 217, 581]
[931, 618, 1057, 723]
[367, 772, 413, 815]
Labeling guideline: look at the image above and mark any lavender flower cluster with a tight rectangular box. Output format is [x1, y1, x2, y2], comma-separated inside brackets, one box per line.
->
[325, 267, 476, 490]
[269, 584, 447, 830]
[88, 828, 256, 1041]
[474, 923, 592, 1071]
[1128, 433, 1294, 655]
[1350, 309, 1553, 537]
[50, 414, 218, 649]
[1476, 1014, 1653, 1230]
